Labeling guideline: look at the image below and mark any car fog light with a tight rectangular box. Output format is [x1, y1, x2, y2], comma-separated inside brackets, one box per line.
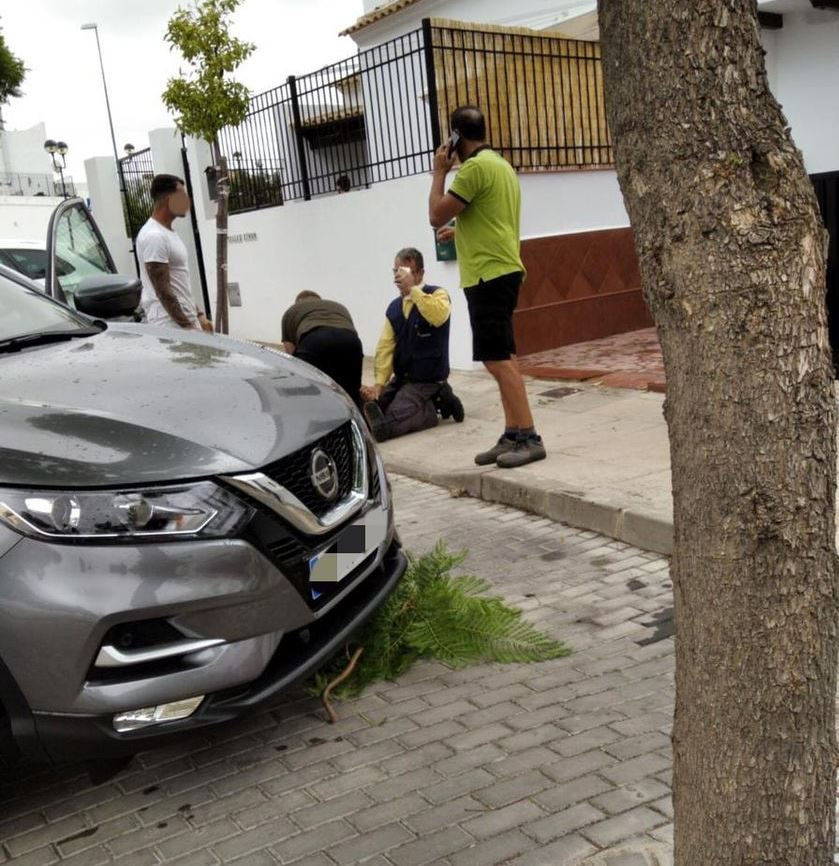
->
[113, 696, 204, 732]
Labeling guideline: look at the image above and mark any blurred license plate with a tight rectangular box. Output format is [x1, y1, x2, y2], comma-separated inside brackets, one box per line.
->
[309, 507, 388, 586]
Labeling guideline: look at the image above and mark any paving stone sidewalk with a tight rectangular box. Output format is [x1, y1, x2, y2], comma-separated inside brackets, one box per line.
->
[0, 476, 676, 866]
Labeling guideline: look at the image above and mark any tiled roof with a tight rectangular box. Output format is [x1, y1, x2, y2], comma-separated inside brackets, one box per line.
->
[339, 0, 425, 37]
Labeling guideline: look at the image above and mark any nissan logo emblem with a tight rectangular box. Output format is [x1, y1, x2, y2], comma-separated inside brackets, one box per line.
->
[310, 448, 340, 501]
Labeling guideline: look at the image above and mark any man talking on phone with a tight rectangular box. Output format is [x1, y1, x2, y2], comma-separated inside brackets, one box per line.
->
[361, 247, 464, 442]
[428, 105, 545, 468]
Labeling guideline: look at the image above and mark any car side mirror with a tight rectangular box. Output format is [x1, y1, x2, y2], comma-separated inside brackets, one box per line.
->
[73, 274, 141, 319]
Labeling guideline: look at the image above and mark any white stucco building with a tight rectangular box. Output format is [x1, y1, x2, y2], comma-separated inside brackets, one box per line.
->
[0, 120, 73, 198]
[83, 0, 839, 367]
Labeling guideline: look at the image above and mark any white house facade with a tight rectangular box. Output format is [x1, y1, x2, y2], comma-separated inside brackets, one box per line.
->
[157, 0, 839, 367]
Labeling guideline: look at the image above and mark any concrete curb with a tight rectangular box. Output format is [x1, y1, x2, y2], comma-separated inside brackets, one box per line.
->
[383, 455, 674, 556]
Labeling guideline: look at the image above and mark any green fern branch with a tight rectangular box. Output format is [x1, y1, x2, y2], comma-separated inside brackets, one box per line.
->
[308, 543, 572, 703]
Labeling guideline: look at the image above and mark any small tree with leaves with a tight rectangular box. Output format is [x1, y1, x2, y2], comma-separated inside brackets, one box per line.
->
[0, 20, 26, 107]
[163, 0, 254, 334]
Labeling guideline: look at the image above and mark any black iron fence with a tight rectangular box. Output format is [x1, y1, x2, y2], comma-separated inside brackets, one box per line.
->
[118, 147, 154, 241]
[0, 171, 76, 198]
[218, 18, 612, 214]
[217, 27, 432, 212]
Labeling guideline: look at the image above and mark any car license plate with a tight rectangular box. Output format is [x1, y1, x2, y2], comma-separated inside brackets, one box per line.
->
[308, 507, 388, 592]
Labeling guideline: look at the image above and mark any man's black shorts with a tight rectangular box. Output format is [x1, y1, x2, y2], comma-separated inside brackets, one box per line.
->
[463, 271, 523, 362]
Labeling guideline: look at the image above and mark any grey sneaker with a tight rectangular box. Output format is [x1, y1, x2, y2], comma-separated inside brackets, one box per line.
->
[475, 435, 517, 466]
[496, 435, 547, 468]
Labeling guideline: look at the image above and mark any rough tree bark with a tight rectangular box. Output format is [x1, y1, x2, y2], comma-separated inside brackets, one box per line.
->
[212, 141, 230, 334]
[597, 1, 837, 862]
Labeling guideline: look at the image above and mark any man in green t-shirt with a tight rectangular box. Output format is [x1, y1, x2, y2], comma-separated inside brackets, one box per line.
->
[428, 105, 545, 468]
[281, 290, 363, 407]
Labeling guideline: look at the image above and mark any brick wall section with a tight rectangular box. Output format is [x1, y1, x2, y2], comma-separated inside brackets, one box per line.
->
[515, 228, 652, 354]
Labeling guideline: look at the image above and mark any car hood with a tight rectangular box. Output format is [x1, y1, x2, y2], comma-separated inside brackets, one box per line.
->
[0, 324, 356, 487]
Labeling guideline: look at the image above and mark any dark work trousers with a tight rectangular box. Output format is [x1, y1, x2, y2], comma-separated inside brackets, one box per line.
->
[294, 327, 364, 407]
[378, 380, 441, 438]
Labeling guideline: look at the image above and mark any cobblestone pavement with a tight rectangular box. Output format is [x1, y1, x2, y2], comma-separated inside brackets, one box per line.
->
[0, 476, 676, 866]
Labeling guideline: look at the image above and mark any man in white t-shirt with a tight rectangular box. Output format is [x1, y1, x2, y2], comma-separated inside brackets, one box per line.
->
[136, 174, 212, 331]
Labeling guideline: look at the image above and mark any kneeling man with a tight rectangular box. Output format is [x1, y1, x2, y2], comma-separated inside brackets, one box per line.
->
[362, 247, 464, 442]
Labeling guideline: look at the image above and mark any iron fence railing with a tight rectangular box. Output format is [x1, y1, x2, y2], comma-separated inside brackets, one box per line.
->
[118, 147, 154, 241]
[0, 172, 76, 198]
[218, 18, 612, 214]
[217, 28, 432, 212]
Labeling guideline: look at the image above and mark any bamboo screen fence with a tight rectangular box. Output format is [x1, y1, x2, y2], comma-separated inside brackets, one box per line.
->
[428, 18, 613, 171]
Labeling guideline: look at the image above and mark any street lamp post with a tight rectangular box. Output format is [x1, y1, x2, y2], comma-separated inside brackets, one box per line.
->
[44, 139, 69, 198]
[81, 23, 121, 185]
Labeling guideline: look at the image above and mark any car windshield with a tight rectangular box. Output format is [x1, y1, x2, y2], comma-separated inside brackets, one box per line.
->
[0, 270, 93, 342]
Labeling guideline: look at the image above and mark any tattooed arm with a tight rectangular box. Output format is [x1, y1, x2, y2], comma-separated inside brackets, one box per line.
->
[145, 262, 197, 329]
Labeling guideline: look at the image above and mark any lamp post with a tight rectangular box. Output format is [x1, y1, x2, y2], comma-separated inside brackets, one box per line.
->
[80, 23, 121, 183]
[44, 139, 69, 198]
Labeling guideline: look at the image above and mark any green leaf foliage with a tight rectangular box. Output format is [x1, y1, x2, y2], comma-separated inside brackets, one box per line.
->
[162, 0, 255, 142]
[309, 543, 571, 700]
[0, 21, 26, 106]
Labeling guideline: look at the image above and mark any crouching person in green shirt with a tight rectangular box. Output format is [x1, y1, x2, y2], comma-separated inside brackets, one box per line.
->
[281, 291, 364, 407]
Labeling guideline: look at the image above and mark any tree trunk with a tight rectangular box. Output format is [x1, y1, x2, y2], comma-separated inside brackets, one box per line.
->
[212, 140, 230, 335]
[597, 1, 837, 863]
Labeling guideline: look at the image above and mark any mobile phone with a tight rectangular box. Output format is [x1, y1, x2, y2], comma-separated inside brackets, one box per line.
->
[447, 130, 461, 159]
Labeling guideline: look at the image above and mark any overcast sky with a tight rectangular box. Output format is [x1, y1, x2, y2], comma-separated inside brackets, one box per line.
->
[2, 0, 361, 178]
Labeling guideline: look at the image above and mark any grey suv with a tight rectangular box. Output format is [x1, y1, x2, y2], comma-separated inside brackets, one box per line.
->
[0, 200, 406, 764]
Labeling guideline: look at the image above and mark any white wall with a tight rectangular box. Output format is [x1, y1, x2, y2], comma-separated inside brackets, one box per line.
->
[0, 123, 53, 176]
[0, 195, 63, 240]
[763, 7, 839, 175]
[198, 173, 466, 361]
[520, 168, 628, 238]
[0, 122, 64, 197]
[84, 156, 134, 276]
[194, 166, 629, 369]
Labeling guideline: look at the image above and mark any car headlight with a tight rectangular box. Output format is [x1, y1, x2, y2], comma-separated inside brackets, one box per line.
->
[0, 481, 253, 542]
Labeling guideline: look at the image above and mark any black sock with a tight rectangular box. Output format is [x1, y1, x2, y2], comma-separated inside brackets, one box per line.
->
[504, 427, 519, 440]
[519, 426, 537, 440]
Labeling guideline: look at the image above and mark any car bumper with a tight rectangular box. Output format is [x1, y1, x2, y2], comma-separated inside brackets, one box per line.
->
[4, 539, 406, 762]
